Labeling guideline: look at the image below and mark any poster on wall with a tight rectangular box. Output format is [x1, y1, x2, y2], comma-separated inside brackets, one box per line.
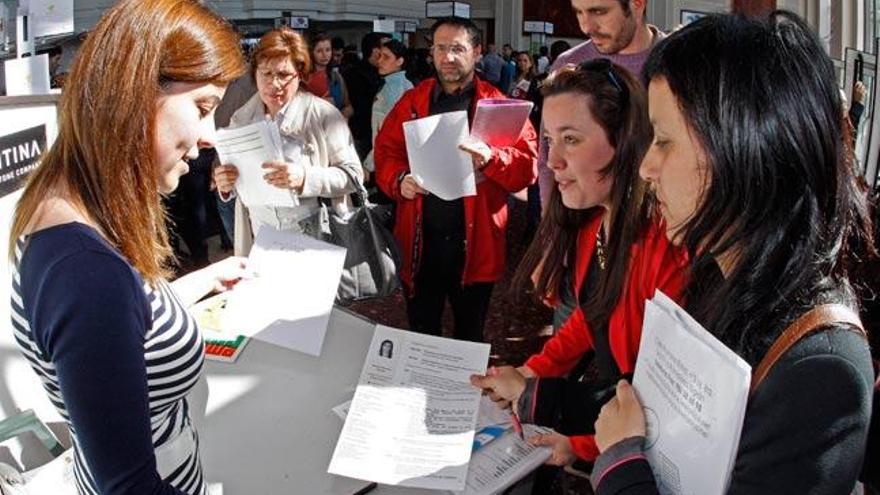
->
[0, 125, 46, 197]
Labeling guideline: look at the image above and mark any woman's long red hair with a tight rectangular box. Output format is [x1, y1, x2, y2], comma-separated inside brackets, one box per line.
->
[10, 0, 245, 282]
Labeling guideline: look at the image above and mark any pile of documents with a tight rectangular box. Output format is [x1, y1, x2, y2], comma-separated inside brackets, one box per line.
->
[214, 120, 300, 208]
[328, 326, 553, 494]
[193, 227, 345, 357]
[633, 291, 751, 494]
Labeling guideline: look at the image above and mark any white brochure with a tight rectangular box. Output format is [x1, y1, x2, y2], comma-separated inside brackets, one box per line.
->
[633, 291, 751, 495]
[215, 121, 298, 208]
[222, 226, 345, 356]
[328, 325, 491, 491]
[452, 423, 553, 495]
[403, 111, 477, 200]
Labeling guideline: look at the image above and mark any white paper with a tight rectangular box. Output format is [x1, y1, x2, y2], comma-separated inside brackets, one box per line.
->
[633, 291, 751, 495]
[403, 111, 476, 200]
[29, 0, 73, 38]
[222, 227, 345, 356]
[470, 99, 533, 148]
[452, 424, 553, 495]
[4, 54, 50, 96]
[215, 121, 298, 208]
[328, 325, 491, 490]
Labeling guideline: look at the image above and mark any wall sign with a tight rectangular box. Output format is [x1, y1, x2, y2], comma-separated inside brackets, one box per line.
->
[0, 124, 45, 197]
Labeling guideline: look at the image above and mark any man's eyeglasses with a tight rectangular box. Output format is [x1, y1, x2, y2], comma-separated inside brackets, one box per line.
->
[579, 58, 627, 97]
[431, 44, 470, 57]
[256, 69, 298, 85]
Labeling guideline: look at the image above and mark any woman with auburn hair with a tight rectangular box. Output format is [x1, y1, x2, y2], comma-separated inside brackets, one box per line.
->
[212, 27, 363, 256]
[470, 61, 687, 468]
[9, 0, 245, 493]
[588, 12, 875, 494]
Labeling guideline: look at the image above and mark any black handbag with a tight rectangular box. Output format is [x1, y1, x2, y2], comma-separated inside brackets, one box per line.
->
[319, 166, 401, 302]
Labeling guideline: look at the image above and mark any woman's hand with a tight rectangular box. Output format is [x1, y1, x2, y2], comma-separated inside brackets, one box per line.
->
[173, 257, 248, 308]
[594, 380, 647, 453]
[213, 164, 239, 196]
[262, 160, 305, 191]
[207, 256, 248, 293]
[529, 431, 577, 466]
[470, 366, 527, 408]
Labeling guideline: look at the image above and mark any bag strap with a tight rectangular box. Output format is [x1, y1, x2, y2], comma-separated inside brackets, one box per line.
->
[319, 165, 369, 208]
[750, 303, 865, 395]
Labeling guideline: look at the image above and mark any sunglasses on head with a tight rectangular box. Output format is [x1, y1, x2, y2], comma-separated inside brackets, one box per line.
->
[578, 58, 627, 97]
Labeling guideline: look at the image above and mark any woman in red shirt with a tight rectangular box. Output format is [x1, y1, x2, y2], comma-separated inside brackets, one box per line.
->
[472, 60, 688, 465]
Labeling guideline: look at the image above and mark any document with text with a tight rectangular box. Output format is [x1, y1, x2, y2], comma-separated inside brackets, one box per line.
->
[452, 423, 552, 495]
[633, 291, 751, 495]
[222, 226, 345, 356]
[403, 111, 476, 201]
[328, 325, 490, 490]
[215, 120, 298, 208]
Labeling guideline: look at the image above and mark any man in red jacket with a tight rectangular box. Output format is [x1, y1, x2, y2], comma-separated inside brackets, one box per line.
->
[374, 17, 538, 343]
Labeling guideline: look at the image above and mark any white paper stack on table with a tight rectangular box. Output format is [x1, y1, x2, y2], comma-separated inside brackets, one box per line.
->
[332, 393, 555, 478]
[328, 325, 491, 491]
[217, 226, 346, 356]
[633, 291, 751, 495]
[214, 120, 299, 208]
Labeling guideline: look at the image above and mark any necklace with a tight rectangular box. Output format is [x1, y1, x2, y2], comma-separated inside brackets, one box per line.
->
[596, 224, 607, 270]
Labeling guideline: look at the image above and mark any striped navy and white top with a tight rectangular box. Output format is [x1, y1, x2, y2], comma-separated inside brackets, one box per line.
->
[11, 223, 206, 494]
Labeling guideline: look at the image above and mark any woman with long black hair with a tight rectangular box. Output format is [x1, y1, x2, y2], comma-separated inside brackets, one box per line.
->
[591, 11, 875, 494]
[470, 60, 687, 466]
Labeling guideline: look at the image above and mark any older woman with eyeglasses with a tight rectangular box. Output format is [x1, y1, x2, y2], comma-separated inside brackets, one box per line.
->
[213, 28, 363, 254]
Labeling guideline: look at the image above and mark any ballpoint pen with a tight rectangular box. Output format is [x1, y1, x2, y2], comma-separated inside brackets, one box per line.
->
[511, 407, 525, 441]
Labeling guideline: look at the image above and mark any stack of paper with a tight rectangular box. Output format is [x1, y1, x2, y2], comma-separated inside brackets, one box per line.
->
[452, 423, 553, 495]
[633, 291, 751, 495]
[218, 227, 346, 356]
[328, 325, 490, 491]
[215, 121, 299, 208]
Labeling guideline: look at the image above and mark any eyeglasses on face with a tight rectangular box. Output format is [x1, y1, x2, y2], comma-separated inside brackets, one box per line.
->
[431, 44, 471, 57]
[256, 68, 298, 85]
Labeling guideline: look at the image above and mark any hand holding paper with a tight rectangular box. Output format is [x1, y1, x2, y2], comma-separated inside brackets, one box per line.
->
[528, 431, 577, 467]
[400, 174, 428, 200]
[594, 380, 647, 453]
[459, 139, 493, 170]
[212, 164, 239, 195]
[262, 160, 305, 191]
[470, 365, 526, 406]
[403, 111, 476, 200]
[215, 121, 299, 207]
